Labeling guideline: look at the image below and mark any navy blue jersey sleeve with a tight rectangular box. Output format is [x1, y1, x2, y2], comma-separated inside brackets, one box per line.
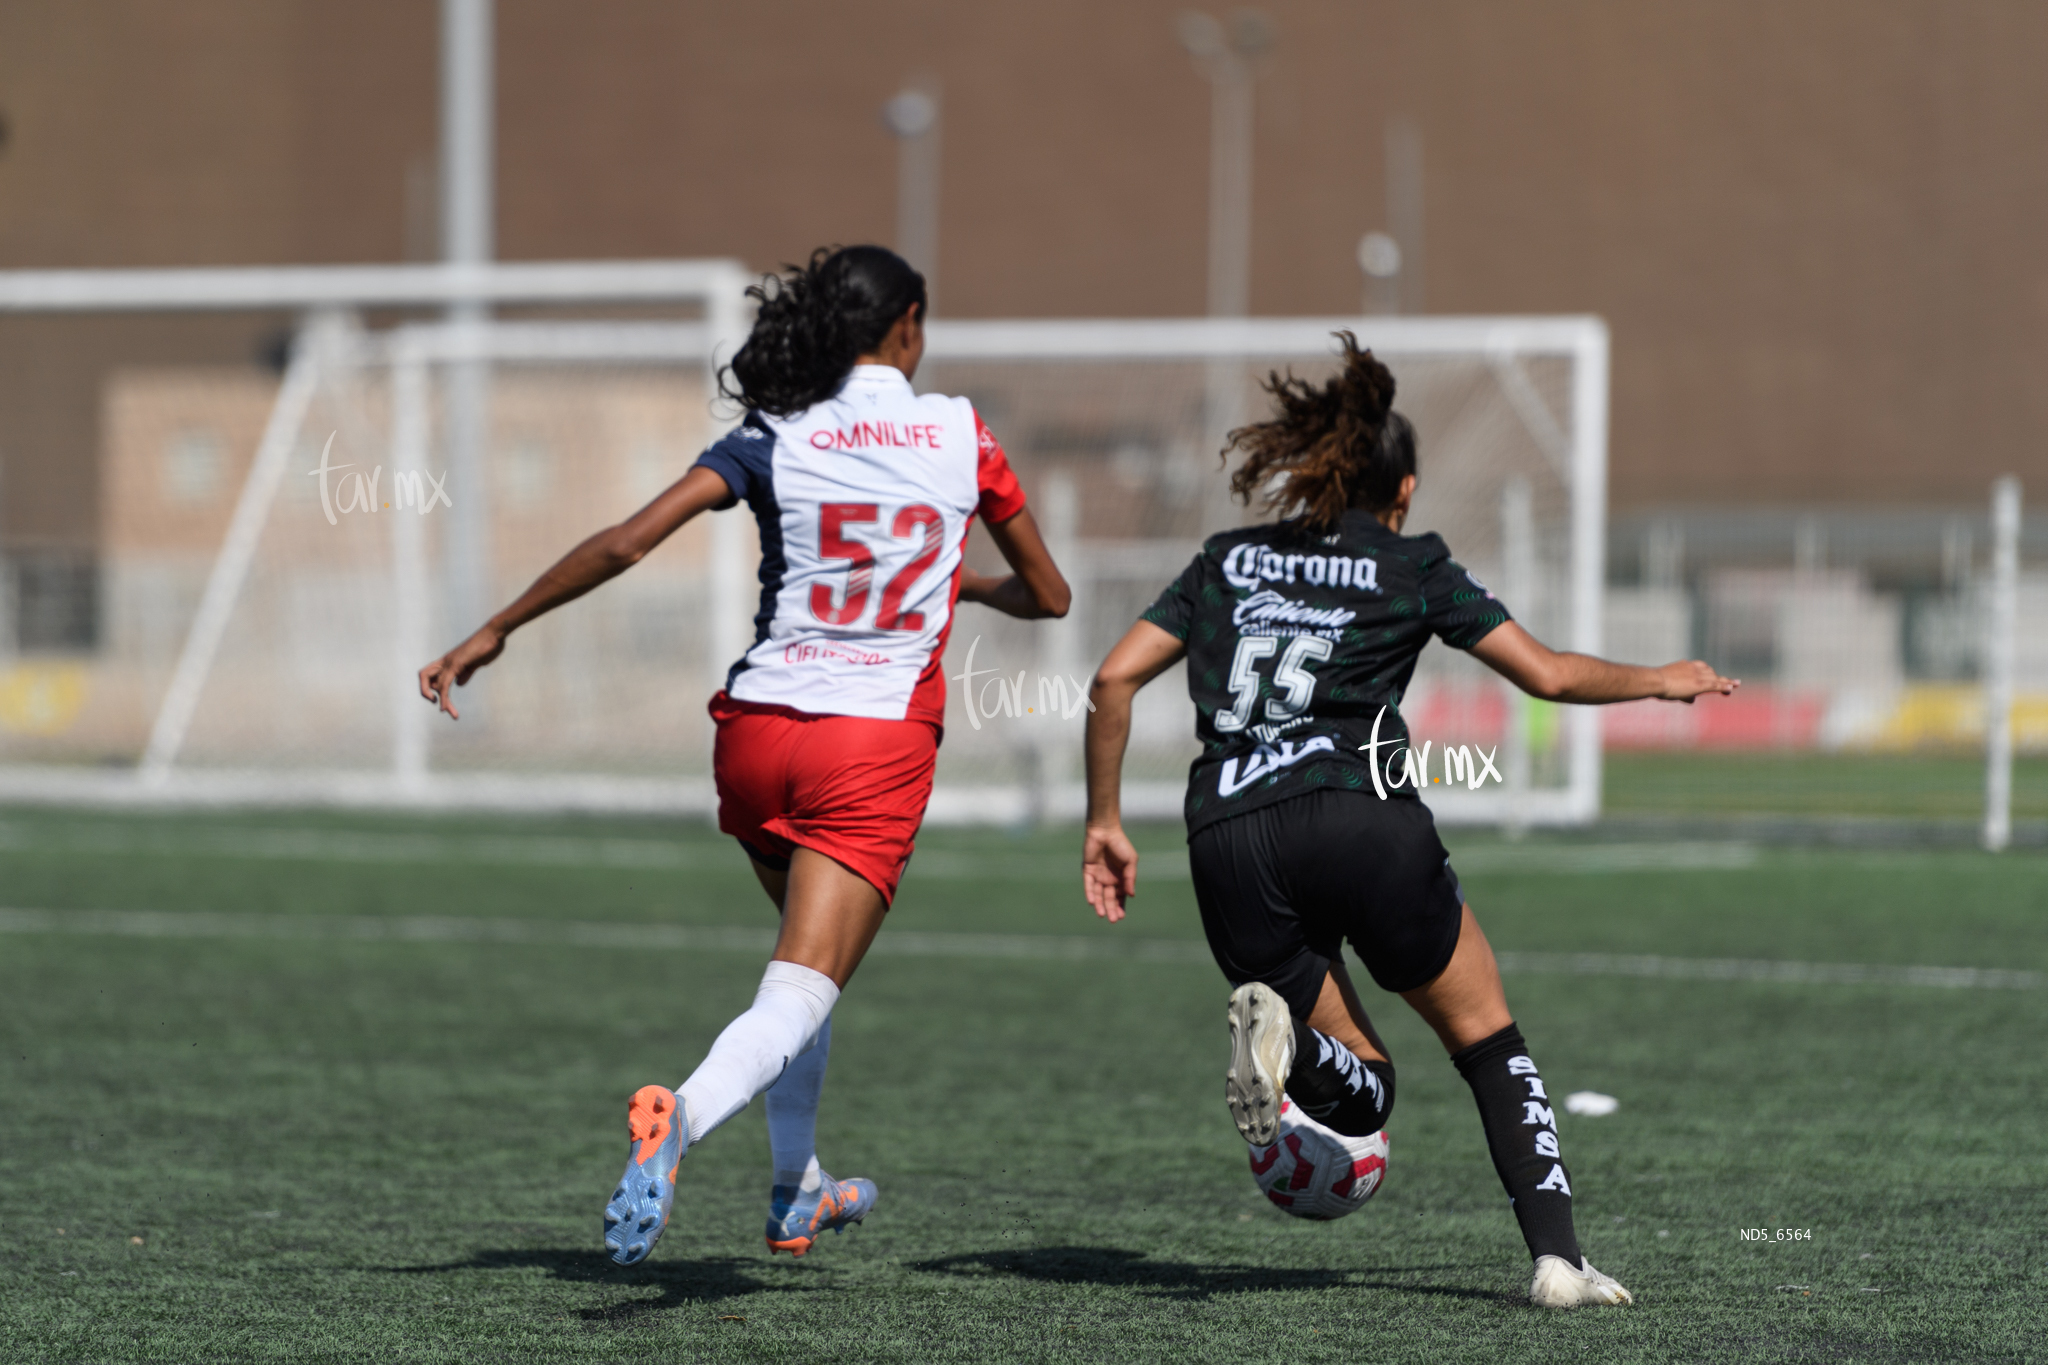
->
[1140, 551, 1210, 641]
[690, 412, 774, 509]
[1414, 533, 1513, 649]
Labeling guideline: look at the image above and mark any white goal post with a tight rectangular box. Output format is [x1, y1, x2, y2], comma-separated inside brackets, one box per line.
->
[0, 262, 1608, 826]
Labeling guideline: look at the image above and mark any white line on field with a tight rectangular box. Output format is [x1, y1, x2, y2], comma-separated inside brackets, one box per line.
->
[0, 908, 2035, 989]
[1450, 842, 1759, 873]
[0, 907, 1203, 964]
[0, 821, 712, 871]
[1490, 952, 2042, 992]
[0, 820, 1759, 878]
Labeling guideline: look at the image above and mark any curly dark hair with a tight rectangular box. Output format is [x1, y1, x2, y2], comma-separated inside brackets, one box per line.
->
[718, 246, 927, 417]
[1225, 332, 1416, 531]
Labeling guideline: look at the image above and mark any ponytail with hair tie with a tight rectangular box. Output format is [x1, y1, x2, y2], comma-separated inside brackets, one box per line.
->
[720, 246, 928, 417]
[1226, 333, 1416, 532]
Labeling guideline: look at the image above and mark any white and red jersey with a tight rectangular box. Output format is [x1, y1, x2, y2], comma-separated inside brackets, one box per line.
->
[693, 364, 1027, 726]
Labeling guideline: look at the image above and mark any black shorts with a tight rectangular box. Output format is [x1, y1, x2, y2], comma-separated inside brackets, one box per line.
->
[1187, 788, 1466, 1018]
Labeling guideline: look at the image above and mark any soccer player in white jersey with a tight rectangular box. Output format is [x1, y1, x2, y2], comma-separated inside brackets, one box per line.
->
[1080, 337, 1736, 1307]
[419, 246, 1071, 1264]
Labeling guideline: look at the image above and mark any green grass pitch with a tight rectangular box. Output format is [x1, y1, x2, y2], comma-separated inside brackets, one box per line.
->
[1, 785, 2043, 1361]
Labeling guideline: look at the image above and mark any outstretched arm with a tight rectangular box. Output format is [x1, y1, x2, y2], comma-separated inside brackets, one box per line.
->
[959, 507, 1071, 619]
[1469, 620, 1738, 704]
[419, 465, 734, 718]
[1083, 620, 1187, 922]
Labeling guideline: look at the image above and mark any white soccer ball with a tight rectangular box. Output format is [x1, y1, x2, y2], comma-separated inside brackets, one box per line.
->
[1247, 1098, 1390, 1220]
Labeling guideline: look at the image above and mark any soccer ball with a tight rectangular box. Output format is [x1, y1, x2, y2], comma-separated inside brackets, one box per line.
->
[1247, 1098, 1389, 1220]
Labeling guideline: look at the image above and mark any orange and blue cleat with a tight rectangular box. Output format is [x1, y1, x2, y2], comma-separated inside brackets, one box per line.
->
[604, 1085, 688, 1265]
[764, 1171, 877, 1257]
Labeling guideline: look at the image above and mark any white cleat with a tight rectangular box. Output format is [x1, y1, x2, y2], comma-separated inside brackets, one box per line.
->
[1225, 982, 1295, 1147]
[1530, 1255, 1634, 1308]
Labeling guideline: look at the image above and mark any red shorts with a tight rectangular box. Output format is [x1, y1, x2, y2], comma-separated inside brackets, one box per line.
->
[709, 692, 939, 905]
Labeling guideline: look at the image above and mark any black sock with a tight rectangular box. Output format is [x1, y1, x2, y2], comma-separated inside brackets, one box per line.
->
[1450, 1022, 1582, 1264]
[1285, 1020, 1395, 1137]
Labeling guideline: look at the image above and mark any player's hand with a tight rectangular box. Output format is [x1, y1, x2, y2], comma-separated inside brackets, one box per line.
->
[418, 626, 507, 720]
[1655, 660, 1739, 704]
[1082, 821, 1139, 923]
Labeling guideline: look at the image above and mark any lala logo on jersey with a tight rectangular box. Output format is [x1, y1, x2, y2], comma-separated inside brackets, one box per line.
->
[1217, 736, 1336, 797]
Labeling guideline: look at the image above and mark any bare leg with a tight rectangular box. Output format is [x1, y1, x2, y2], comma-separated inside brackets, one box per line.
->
[1399, 904, 1514, 1052]
[747, 847, 887, 987]
[768, 846, 888, 988]
[747, 856, 788, 910]
[1305, 961, 1392, 1063]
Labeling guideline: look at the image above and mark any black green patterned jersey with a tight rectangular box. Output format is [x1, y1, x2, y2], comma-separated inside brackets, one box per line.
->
[1139, 508, 1512, 833]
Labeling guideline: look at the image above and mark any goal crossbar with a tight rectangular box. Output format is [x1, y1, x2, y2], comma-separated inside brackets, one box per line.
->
[0, 260, 750, 313]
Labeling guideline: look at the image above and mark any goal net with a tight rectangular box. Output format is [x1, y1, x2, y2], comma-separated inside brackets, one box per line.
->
[0, 285, 1607, 826]
[918, 318, 1607, 825]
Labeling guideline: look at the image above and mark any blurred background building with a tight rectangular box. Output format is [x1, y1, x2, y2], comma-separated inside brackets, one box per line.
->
[0, 0, 2043, 762]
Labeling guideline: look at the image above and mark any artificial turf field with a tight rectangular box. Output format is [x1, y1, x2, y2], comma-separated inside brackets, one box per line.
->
[1, 769, 2044, 1362]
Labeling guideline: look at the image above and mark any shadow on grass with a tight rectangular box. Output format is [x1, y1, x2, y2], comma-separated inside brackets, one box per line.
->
[387, 1246, 772, 1313]
[910, 1246, 1513, 1303]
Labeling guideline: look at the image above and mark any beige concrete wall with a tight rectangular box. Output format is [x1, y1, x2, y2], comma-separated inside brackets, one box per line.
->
[2, 0, 2044, 553]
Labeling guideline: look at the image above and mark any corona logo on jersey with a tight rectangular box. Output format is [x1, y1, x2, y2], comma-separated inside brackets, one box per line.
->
[1221, 542, 1382, 594]
[694, 365, 1028, 725]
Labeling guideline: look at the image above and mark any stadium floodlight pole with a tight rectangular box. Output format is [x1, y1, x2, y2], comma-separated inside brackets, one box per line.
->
[883, 86, 941, 313]
[1178, 9, 1272, 527]
[441, 0, 494, 708]
[1358, 231, 1401, 316]
[1177, 11, 1269, 318]
[1385, 118, 1424, 314]
[0, 449, 10, 660]
[1983, 475, 2021, 852]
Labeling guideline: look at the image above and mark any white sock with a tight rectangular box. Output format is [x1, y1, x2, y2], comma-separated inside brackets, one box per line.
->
[677, 961, 839, 1145]
[767, 1014, 831, 1189]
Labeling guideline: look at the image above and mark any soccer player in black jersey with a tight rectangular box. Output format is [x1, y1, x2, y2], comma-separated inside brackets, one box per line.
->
[1080, 335, 1736, 1308]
